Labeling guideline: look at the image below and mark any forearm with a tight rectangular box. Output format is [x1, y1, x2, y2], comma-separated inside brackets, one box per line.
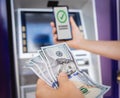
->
[78, 40, 120, 60]
[51, 17, 120, 61]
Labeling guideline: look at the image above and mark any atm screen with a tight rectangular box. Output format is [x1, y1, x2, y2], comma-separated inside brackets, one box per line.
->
[20, 10, 81, 53]
[21, 12, 54, 53]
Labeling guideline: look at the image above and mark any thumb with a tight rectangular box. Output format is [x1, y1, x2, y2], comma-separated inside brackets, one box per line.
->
[58, 72, 69, 87]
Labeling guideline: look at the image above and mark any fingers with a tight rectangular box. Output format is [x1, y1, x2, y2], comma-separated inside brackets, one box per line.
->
[50, 21, 55, 27]
[58, 72, 69, 87]
[37, 79, 47, 88]
[70, 16, 78, 30]
[50, 22, 57, 35]
[50, 21, 58, 43]
[36, 79, 56, 98]
[36, 79, 51, 90]
[36, 79, 47, 98]
[53, 34, 58, 43]
[50, 21, 62, 44]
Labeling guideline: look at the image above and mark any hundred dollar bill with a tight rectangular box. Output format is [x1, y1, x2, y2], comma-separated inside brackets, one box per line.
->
[69, 71, 110, 98]
[41, 43, 78, 79]
[38, 50, 57, 83]
[24, 61, 52, 86]
[30, 54, 57, 88]
[41, 43, 110, 97]
[78, 71, 110, 97]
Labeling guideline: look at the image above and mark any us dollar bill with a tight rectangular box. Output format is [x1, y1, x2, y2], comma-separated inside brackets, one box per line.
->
[41, 43, 110, 97]
[79, 71, 110, 97]
[69, 71, 110, 98]
[38, 50, 58, 87]
[25, 42, 110, 97]
[41, 43, 78, 78]
[24, 61, 52, 86]
[30, 54, 54, 85]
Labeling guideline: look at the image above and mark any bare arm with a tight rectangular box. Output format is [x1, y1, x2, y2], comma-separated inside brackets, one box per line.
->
[51, 17, 120, 60]
[78, 40, 120, 60]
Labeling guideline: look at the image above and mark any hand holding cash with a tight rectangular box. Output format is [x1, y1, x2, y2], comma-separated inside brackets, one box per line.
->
[25, 43, 110, 98]
[36, 72, 84, 98]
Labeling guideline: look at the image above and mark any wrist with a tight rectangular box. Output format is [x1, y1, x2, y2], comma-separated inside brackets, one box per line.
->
[74, 39, 88, 50]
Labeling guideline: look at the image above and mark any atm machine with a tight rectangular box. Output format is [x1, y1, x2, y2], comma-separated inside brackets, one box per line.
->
[10, 0, 102, 98]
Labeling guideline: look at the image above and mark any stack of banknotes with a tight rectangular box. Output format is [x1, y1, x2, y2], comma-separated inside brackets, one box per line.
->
[25, 43, 110, 98]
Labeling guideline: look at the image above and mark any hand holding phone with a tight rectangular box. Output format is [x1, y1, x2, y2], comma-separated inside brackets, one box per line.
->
[53, 6, 72, 41]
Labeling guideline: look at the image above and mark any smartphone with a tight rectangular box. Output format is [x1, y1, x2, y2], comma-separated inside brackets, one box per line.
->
[53, 6, 72, 41]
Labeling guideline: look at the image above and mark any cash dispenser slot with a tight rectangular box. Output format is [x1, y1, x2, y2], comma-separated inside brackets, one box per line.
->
[76, 58, 89, 66]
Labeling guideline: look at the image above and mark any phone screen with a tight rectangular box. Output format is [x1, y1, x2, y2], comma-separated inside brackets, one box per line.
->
[53, 6, 72, 41]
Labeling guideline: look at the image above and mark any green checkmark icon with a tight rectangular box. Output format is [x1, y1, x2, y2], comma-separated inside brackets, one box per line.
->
[60, 13, 64, 20]
[57, 10, 67, 23]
